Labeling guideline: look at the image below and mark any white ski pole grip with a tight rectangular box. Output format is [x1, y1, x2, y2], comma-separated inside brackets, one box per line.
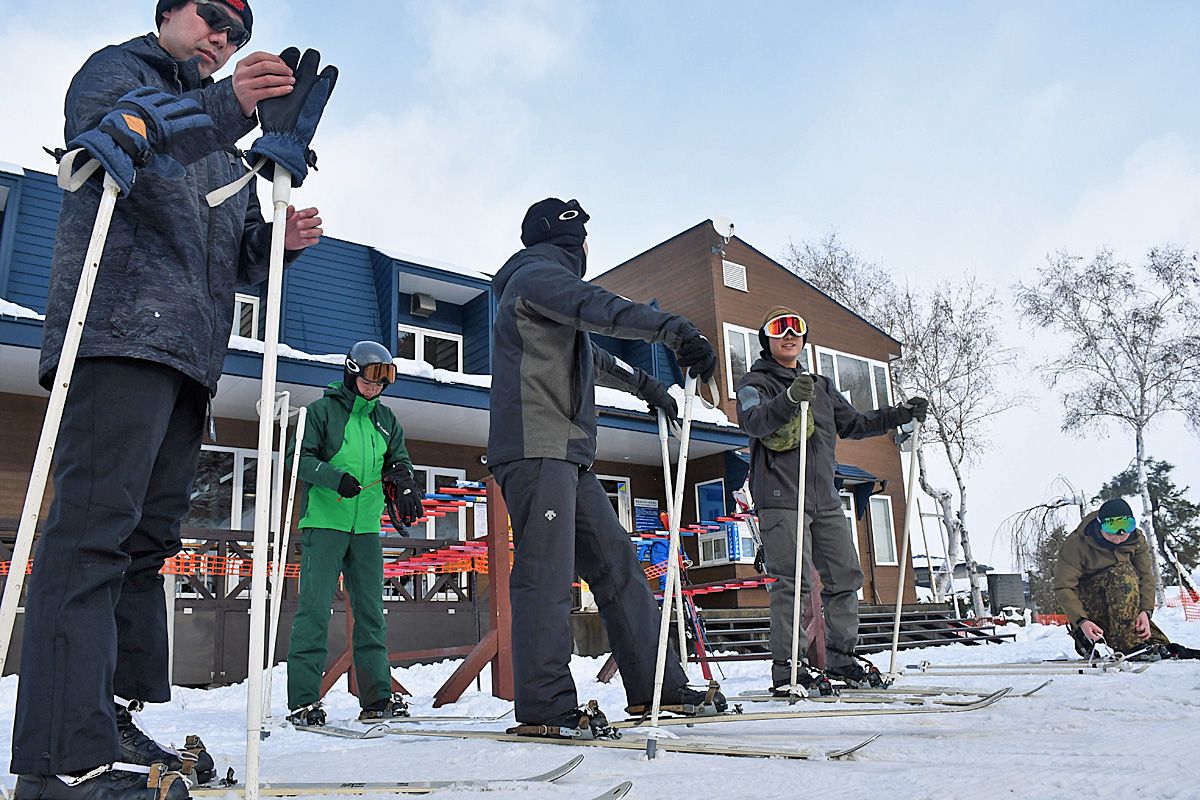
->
[0, 173, 121, 675]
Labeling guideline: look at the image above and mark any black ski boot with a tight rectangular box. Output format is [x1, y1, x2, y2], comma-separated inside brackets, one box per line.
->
[1165, 642, 1200, 660]
[825, 661, 875, 688]
[358, 693, 410, 721]
[771, 660, 835, 697]
[626, 680, 728, 717]
[507, 700, 618, 740]
[15, 762, 190, 800]
[286, 702, 326, 727]
[115, 701, 184, 772]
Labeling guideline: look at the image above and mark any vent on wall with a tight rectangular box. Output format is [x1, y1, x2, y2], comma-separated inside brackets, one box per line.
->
[411, 292, 437, 318]
[722, 260, 748, 292]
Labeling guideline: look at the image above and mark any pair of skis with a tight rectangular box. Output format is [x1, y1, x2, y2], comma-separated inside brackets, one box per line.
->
[904, 659, 1150, 676]
[192, 755, 631, 798]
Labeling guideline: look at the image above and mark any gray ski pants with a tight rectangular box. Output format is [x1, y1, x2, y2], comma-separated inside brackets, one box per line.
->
[759, 506, 864, 680]
[492, 458, 689, 723]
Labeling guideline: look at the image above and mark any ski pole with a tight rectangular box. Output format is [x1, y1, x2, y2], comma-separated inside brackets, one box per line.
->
[260, 391, 292, 721]
[656, 408, 689, 672]
[787, 400, 810, 698]
[245, 167, 292, 800]
[336, 475, 384, 501]
[888, 420, 922, 679]
[264, 405, 306, 723]
[648, 374, 697, 755]
[0, 160, 120, 675]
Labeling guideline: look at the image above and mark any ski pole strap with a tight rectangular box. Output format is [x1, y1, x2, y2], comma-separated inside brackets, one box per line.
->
[56, 148, 103, 193]
[204, 155, 266, 207]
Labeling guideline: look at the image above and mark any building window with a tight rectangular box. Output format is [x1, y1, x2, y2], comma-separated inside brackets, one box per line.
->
[724, 323, 810, 395]
[695, 478, 726, 523]
[722, 260, 748, 292]
[869, 495, 898, 565]
[597, 474, 632, 532]
[232, 293, 260, 340]
[397, 324, 462, 371]
[814, 345, 892, 412]
[840, 491, 866, 600]
[410, 465, 467, 541]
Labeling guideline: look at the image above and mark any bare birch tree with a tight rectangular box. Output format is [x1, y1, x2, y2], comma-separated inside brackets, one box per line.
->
[785, 235, 1020, 615]
[1015, 246, 1200, 605]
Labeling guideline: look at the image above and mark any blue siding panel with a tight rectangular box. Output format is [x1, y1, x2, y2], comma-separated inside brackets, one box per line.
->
[282, 238, 382, 356]
[369, 249, 396, 350]
[4, 172, 63, 312]
[462, 293, 490, 374]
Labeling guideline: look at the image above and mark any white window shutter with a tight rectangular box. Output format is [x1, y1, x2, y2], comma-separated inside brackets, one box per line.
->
[722, 260, 748, 292]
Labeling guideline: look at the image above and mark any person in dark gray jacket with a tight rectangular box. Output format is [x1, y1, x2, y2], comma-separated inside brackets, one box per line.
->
[488, 197, 724, 736]
[735, 306, 926, 692]
[12, 4, 324, 799]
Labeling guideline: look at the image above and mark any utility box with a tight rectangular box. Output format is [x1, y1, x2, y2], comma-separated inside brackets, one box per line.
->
[697, 520, 758, 568]
[987, 573, 1026, 615]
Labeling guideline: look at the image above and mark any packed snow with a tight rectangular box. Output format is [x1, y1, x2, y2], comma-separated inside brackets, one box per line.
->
[2, 609, 1195, 799]
[0, 299, 42, 321]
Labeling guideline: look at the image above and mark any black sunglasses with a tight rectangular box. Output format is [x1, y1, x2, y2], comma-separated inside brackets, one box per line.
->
[194, 0, 251, 49]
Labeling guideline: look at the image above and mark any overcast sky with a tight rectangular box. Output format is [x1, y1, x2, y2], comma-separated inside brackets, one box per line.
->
[2, 1, 1198, 573]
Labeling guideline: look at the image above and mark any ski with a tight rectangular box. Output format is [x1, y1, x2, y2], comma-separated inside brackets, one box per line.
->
[293, 722, 391, 740]
[905, 660, 1149, 676]
[843, 679, 1054, 699]
[614, 687, 1010, 727]
[370, 709, 513, 724]
[387, 726, 879, 760]
[735, 690, 978, 707]
[191, 755, 587, 796]
[737, 678, 1054, 703]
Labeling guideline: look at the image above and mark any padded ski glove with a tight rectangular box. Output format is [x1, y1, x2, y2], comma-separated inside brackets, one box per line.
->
[674, 326, 717, 382]
[897, 396, 929, 424]
[337, 473, 362, 498]
[67, 88, 214, 197]
[248, 47, 339, 187]
[786, 374, 814, 404]
[383, 469, 423, 529]
[640, 378, 679, 423]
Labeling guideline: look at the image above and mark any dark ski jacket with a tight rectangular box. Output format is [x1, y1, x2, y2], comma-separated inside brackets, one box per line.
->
[39, 34, 276, 394]
[1053, 512, 1155, 625]
[289, 382, 413, 535]
[736, 355, 904, 513]
[487, 242, 693, 468]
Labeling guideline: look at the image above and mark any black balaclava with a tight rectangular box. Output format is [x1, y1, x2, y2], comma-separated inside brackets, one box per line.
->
[521, 197, 589, 276]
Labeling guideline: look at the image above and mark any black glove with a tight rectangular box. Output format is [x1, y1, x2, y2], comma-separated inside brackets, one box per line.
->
[641, 378, 679, 423]
[786, 374, 814, 404]
[898, 396, 929, 424]
[249, 48, 339, 187]
[337, 473, 362, 498]
[674, 325, 717, 382]
[754, 546, 766, 575]
[383, 469, 423, 529]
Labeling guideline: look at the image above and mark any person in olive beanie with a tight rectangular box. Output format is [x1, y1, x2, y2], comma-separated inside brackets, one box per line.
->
[736, 305, 929, 691]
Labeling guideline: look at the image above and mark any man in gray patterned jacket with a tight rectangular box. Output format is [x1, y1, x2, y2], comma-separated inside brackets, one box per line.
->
[12, 3, 323, 799]
[488, 197, 725, 736]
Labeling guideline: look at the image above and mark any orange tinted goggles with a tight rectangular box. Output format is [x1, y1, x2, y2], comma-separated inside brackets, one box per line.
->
[361, 362, 397, 385]
[763, 313, 807, 338]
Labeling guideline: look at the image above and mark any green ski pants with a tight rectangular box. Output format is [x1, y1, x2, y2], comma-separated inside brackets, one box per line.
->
[286, 527, 392, 710]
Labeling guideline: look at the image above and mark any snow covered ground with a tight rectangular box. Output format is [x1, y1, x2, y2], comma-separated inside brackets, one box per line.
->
[2, 608, 1196, 800]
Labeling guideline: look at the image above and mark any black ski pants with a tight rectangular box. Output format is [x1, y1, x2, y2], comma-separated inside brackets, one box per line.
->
[11, 358, 207, 776]
[492, 458, 689, 723]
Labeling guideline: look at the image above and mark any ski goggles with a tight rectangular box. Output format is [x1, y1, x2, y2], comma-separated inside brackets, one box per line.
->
[355, 362, 397, 386]
[762, 313, 808, 339]
[1099, 515, 1136, 535]
[194, 0, 252, 50]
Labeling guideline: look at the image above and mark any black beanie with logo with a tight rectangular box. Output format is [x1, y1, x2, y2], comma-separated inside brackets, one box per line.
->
[521, 198, 589, 249]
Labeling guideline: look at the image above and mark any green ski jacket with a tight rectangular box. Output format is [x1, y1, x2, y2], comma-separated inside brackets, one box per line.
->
[289, 381, 412, 534]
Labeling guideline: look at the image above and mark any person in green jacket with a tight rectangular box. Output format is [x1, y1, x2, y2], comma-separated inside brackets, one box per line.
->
[285, 341, 424, 726]
[1053, 498, 1198, 660]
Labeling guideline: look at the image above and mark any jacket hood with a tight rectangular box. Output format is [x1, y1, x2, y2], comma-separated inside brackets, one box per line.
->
[126, 33, 208, 90]
[493, 242, 585, 296]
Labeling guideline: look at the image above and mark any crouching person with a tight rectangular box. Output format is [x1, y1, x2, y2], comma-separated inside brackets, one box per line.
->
[1053, 499, 1198, 660]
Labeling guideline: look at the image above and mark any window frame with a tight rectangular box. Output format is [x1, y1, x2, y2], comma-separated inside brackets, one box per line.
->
[407, 464, 468, 542]
[596, 474, 633, 532]
[694, 477, 726, 523]
[869, 494, 899, 567]
[232, 292, 261, 340]
[812, 344, 893, 411]
[396, 323, 464, 372]
[839, 490, 865, 600]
